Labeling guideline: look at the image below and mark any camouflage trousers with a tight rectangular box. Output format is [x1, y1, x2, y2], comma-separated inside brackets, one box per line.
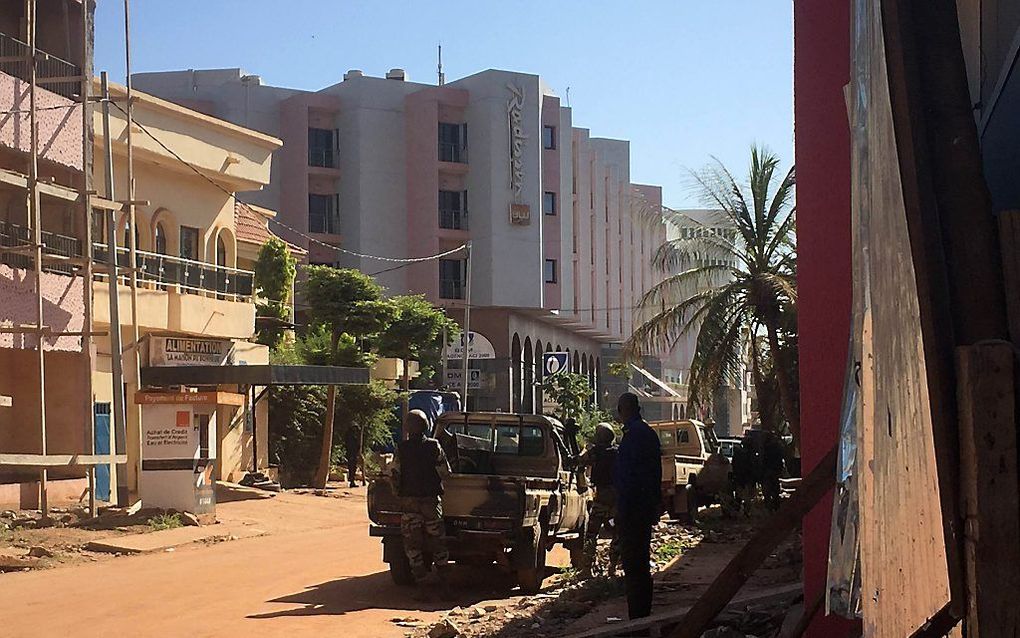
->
[583, 488, 620, 575]
[400, 496, 450, 582]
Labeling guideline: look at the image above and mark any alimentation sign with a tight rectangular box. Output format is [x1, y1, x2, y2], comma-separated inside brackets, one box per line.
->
[149, 336, 234, 367]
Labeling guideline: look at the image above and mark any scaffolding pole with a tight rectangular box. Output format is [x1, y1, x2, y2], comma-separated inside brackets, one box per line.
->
[81, 0, 97, 517]
[25, 0, 48, 516]
[100, 72, 128, 507]
[122, 0, 142, 497]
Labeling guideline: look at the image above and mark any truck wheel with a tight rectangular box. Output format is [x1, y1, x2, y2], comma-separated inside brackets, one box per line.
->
[388, 551, 415, 586]
[517, 526, 548, 594]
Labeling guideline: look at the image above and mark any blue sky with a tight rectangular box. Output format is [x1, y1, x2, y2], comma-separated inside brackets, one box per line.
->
[95, 1, 792, 208]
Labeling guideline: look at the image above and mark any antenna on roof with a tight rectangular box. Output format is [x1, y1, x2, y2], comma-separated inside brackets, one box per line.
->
[438, 43, 445, 86]
[566, 86, 571, 107]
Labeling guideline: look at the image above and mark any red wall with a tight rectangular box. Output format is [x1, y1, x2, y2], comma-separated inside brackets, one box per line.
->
[793, 1, 859, 635]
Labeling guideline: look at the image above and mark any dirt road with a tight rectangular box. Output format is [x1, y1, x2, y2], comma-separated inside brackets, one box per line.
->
[0, 486, 566, 638]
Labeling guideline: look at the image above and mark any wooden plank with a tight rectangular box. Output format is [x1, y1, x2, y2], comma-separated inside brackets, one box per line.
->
[0, 453, 127, 467]
[849, 2, 962, 634]
[563, 584, 803, 638]
[956, 343, 1020, 636]
[653, 446, 837, 638]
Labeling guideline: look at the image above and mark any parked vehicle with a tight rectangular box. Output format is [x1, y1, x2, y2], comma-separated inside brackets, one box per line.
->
[651, 419, 732, 521]
[717, 437, 743, 461]
[367, 412, 590, 593]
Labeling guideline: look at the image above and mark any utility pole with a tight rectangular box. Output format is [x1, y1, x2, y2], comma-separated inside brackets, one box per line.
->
[100, 72, 128, 506]
[123, 0, 143, 495]
[460, 242, 472, 407]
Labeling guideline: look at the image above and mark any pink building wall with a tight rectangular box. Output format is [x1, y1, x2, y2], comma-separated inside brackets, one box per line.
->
[0, 74, 83, 171]
[0, 265, 84, 352]
[541, 97, 561, 310]
[405, 87, 468, 303]
[277, 92, 342, 263]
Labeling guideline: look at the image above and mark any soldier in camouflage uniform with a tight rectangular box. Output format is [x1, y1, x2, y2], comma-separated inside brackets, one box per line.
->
[393, 410, 452, 598]
[577, 422, 620, 577]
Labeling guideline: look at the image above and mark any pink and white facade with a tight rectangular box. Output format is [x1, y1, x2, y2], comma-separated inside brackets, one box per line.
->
[135, 67, 668, 412]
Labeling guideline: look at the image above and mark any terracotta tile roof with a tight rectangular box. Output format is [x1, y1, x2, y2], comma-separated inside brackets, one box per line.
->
[234, 201, 307, 254]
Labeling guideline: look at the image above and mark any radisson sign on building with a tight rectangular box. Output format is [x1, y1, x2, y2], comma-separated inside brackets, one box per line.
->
[507, 83, 530, 225]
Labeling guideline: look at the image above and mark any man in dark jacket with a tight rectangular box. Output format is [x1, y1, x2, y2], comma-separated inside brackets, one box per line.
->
[345, 424, 362, 488]
[393, 410, 451, 598]
[614, 392, 662, 623]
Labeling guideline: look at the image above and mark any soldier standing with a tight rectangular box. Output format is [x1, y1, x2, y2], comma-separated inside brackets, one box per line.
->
[393, 409, 452, 599]
[345, 424, 362, 488]
[577, 422, 620, 577]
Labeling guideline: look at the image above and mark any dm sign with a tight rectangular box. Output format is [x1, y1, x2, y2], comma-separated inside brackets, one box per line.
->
[149, 336, 234, 367]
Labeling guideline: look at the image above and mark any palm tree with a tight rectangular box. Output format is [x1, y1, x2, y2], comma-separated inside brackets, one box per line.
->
[626, 146, 799, 449]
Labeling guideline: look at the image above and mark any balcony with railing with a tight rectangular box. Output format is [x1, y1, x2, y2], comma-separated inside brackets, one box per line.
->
[0, 30, 83, 100]
[439, 207, 468, 231]
[2, 219, 254, 296]
[92, 243, 254, 301]
[438, 142, 468, 164]
[0, 219, 82, 276]
[0, 30, 85, 171]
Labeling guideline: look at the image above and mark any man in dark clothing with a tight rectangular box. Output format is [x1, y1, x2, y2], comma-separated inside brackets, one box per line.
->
[614, 392, 662, 624]
[393, 410, 452, 599]
[563, 417, 582, 459]
[577, 422, 620, 577]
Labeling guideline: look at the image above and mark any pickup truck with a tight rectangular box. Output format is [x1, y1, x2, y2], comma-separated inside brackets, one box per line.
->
[368, 412, 590, 593]
[651, 419, 732, 521]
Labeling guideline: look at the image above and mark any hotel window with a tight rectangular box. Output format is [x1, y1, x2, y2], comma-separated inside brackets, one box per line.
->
[179, 226, 199, 261]
[543, 191, 557, 216]
[439, 258, 466, 299]
[544, 259, 557, 284]
[309, 193, 340, 234]
[542, 125, 556, 150]
[438, 122, 467, 163]
[439, 190, 468, 230]
[308, 128, 338, 168]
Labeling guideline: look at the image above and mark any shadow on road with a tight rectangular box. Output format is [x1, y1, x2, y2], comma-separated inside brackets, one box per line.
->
[215, 482, 277, 503]
[248, 566, 527, 619]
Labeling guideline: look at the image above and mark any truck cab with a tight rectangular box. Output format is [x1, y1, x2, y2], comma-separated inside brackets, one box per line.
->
[368, 412, 590, 593]
[651, 419, 732, 521]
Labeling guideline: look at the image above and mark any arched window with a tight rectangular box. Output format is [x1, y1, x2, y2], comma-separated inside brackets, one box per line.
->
[154, 222, 167, 254]
[523, 337, 534, 414]
[216, 235, 227, 267]
[511, 334, 522, 413]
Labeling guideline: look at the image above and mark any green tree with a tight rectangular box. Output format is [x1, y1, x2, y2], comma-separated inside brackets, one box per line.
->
[378, 295, 460, 401]
[626, 146, 800, 450]
[543, 372, 594, 422]
[254, 237, 297, 349]
[303, 266, 395, 487]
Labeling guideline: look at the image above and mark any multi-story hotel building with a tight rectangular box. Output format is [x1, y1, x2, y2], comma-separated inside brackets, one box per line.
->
[135, 67, 669, 412]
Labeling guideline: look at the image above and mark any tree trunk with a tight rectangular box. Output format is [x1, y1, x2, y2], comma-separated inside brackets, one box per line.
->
[313, 385, 337, 488]
[765, 322, 801, 454]
[312, 330, 341, 488]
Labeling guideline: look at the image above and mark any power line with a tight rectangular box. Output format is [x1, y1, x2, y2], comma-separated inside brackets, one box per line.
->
[110, 100, 467, 265]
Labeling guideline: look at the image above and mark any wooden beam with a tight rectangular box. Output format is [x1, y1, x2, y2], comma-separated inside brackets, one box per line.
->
[0, 168, 79, 202]
[563, 584, 803, 638]
[956, 342, 1020, 636]
[659, 446, 837, 638]
[0, 453, 127, 467]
